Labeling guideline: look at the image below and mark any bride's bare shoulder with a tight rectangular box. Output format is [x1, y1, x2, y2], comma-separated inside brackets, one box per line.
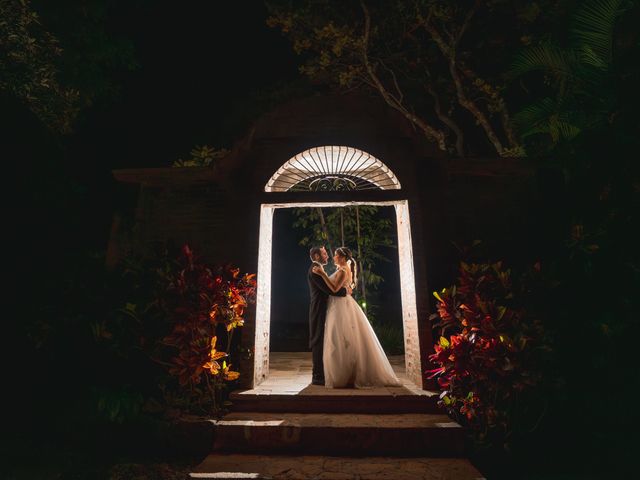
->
[339, 266, 352, 279]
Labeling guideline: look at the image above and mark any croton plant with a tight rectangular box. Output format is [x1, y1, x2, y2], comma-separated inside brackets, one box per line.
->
[161, 245, 256, 405]
[428, 261, 547, 444]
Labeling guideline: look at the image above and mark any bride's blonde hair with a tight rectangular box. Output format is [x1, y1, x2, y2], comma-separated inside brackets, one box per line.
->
[335, 247, 357, 290]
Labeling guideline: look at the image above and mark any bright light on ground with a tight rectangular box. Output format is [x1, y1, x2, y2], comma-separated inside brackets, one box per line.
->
[190, 474, 261, 479]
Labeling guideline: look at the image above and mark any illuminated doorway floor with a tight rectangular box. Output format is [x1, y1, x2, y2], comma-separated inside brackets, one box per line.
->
[231, 352, 438, 408]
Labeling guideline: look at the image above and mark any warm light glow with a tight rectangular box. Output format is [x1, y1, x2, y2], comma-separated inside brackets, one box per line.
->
[265, 146, 401, 192]
[256, 148, 422, 388]
[213, 420, 285, 427]
[190, 474, 261, 479]
[254, 205, 273, 386]
[395, 200, 421, 387]
[435, 422, 463, 428]
[254, 199, 422, 389]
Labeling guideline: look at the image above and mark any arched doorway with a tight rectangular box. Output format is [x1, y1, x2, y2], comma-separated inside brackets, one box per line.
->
[254, 146, 423, 388]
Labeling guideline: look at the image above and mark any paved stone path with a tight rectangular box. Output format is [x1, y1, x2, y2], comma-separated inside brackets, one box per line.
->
[216, 412, 458, 428]
[191, 352, 485, 479]
[192, 454, 485, 479]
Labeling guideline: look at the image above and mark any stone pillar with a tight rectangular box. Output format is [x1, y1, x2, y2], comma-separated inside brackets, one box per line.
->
[395, 200, 422, 388]
[253, 205, 274, 387]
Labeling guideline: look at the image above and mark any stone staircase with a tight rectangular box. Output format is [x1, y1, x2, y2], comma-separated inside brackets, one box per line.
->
[191, 390, 484, 479]
[226, 387, 443, 414]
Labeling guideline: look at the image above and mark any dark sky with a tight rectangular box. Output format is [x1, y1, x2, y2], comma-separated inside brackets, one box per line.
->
[19, 1, 302, 250]
[72, 1, 299, 171]
[8, 1, 405, 338]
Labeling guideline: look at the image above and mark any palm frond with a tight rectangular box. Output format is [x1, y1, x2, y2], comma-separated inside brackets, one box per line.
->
[570, 0, 626, 65]
[549, 116, 582, 143]
[578, 45, 609, 71]
[520, 118, 582, 143]
[571, 45, 611, 89]
[520, 125, 553, 139]
[514, 97, 559, 129]
[508, 43, 577, 80]
[514, 98, 582, 143]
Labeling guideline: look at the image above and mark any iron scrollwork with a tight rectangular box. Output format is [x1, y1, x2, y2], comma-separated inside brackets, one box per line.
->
[307, 176, 358, 192]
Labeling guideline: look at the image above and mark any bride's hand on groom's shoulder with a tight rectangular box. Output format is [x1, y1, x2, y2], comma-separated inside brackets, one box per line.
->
[312, 265, 323, 275]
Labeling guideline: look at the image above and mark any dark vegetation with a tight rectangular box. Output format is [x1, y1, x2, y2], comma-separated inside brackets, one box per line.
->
[3, 0, 638, 478]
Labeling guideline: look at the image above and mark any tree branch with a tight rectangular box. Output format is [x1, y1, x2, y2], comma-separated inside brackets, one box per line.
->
[360, 0, 447, 151]
[459, 63, 523, 153]
[378, 58, 404, 105]
[425, 83, 465, 157]
[457, 0, 480, 42]
[422, 15, 506, 156]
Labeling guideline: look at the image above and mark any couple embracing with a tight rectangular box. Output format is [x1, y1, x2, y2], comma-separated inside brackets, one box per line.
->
[307, 246, 401, 388]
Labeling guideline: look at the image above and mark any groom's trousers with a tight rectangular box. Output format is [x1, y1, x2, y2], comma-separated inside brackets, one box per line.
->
[311, 339, 324, 382]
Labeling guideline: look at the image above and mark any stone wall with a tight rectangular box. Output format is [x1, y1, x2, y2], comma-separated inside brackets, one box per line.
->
[108, 162, 560, 386]
[107, 94, 564, 390]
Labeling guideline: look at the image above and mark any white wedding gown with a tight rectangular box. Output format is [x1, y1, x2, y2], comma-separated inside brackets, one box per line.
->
[323, 270, 402, 388]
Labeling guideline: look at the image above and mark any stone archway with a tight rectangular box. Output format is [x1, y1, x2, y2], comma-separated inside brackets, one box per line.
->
[253, 146, 423, 388]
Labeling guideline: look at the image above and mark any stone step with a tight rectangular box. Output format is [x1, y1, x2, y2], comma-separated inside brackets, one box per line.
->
[191, 453, 485, 480]
[229, 390, 441, 414]
[213, 412, 465, 457]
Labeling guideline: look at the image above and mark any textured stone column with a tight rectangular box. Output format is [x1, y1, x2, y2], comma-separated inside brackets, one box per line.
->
[253, 205, 274, 386]
[395, 201, 421, 387]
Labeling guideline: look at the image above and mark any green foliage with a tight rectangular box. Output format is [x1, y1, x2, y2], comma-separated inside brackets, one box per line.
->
[509, 0, 632, 151]
[266, 0, 566, 156]
[500, 0, 639, 467]
[292, 206, 395, 305]
[172, 145, 230, 168]
[29, 244, 255, 426]
[509, 42, 579, 79]
[429, 261, 550, 449]
[513, 96, 586, 143]
[0, 0, 81, 133]
[93, 386, 145, 424]
[371, 321, 405, 355]
[37, 0, 138, 104]
[88, 250, 177, 422]
[0, 0, 137, 133]
[159, 245, 256, 414]
[570, 0, 626, 63]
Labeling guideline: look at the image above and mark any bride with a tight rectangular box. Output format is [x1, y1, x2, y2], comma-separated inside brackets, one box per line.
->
[312, 247, 401, 388]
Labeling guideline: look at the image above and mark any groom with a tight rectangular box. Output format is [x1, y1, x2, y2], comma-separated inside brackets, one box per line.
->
[307, 246, 350, 385]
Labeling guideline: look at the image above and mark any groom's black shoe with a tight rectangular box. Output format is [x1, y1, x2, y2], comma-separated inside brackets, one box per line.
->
[311, 377, 325, 386]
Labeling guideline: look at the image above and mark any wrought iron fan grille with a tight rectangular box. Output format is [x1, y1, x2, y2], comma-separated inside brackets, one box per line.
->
[265, 146, 401, 192]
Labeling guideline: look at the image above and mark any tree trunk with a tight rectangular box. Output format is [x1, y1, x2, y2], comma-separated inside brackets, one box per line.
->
[355, 206, 367, 311]
[317, 207, 334, 256]
[360, 0, 447, 152]
[340, 208, 345, 247]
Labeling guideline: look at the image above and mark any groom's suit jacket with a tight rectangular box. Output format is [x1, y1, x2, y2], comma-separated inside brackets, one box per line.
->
[307, 262, 347, 349]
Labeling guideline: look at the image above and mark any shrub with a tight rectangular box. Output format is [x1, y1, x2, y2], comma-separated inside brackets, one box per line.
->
[90, 244, 256, 420]
[428, 261, 549, 448]
[371, 321, 404, 355]
[160, 245, 256, 412]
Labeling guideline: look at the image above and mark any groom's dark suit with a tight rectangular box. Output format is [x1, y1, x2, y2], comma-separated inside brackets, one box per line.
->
[308, 262, 347, 384]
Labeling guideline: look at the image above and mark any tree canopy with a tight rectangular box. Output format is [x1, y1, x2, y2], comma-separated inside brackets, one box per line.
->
[0, 0, 137, 134]
[267, 0, 572, 157]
